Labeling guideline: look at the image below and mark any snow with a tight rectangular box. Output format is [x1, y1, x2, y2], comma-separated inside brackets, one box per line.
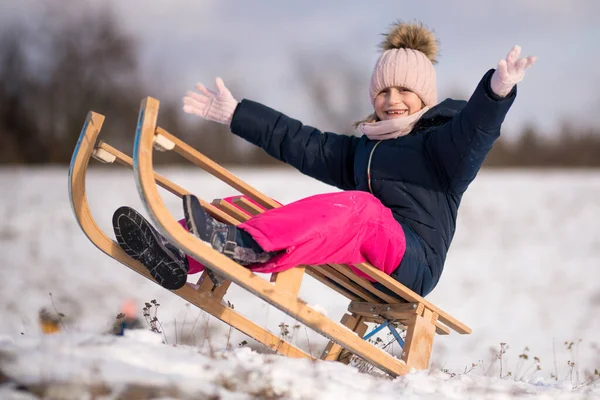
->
[0, 167, 599, 399]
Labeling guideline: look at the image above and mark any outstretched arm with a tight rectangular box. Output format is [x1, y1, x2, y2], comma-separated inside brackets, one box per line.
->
[182, 78, 358, 190]
[428, 46, 536, 194]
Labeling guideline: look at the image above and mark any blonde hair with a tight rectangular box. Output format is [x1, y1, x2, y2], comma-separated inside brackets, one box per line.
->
[353, 112, 379, 128]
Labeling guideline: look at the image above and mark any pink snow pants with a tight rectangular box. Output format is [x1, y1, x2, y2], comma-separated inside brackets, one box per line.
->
[180, 191, 407, 282]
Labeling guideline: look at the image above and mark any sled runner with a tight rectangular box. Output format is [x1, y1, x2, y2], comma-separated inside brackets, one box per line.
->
[69, 96, 471, 377]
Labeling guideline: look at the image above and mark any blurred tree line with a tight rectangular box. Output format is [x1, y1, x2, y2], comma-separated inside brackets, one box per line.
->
[1, 4, 598, 168]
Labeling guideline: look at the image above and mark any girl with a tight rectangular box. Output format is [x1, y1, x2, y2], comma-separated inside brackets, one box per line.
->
[113, 22, 536, 295]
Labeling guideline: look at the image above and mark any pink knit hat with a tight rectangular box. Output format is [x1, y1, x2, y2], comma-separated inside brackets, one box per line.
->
[369, 22, 439, 107]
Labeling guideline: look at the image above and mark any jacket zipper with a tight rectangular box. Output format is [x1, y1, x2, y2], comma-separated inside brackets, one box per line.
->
[367, 141, 382, 194]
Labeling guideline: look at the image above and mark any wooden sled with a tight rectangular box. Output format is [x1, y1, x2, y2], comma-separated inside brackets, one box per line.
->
[69, 97, 471, 377]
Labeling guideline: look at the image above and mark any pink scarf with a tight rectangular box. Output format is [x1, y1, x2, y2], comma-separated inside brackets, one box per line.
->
[359, 107, 430, 140]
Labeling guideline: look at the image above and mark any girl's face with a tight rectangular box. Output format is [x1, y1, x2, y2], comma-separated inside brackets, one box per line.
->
[374, 87, 423, 121]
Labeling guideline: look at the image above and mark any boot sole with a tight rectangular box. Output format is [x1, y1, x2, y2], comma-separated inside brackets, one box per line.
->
[113, 206, 188, 290]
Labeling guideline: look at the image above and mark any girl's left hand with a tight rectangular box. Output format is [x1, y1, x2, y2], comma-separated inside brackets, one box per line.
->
[490, 45, 536, 97]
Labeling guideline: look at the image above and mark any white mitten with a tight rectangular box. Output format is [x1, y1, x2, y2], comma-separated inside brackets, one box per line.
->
[182, 77, 238, 125]
[490, 45, 536, 97]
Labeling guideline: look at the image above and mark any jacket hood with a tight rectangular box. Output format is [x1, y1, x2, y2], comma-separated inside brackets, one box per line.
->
[411, 98, 466, 133]
[424, 98, 466, 119]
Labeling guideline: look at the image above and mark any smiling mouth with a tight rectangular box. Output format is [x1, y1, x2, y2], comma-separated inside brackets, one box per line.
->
[386, 109, 408, 117]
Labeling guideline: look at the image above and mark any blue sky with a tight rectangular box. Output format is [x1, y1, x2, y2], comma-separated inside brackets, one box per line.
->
[3, 0, 599, 137]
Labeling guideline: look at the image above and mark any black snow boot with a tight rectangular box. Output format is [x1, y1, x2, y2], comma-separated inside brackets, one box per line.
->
[112, 206, 189, 290]
[182, 194, 277, 267]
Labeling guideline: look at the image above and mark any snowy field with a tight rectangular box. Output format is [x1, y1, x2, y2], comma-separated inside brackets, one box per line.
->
[0, 166, 599, 399]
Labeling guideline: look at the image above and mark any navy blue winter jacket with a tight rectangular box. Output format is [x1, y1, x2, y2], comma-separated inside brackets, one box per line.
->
[230, 69, 516, 296]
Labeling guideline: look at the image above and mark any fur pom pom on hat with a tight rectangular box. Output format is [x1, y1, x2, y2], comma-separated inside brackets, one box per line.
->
[369, 22, 439, 107]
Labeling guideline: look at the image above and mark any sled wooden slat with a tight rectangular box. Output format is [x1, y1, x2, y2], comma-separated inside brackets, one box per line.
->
[211, 280, 233, 302]
[432, 320, 451, 335]
[337, 318, 369, 365]
[232, 196, 264, 216]
[304, 269, 362, 301]
[192, 271, 232, 302]
[321, 314, 357, 361]
[195, 271, 217, 293]
[269, 266, 306, 297]
[134, 97, 411, 376]
[361, 316, 407, 328]
[321, 313, 366, 361]
[155, 127, 280, 211]
[348, 301, 451, 336]
[311, 266, 380, 303]
[96, 142, 239, 226]
[351, 263, 471, 335]
[69, 112, 310, 360]
[328, 264, 401, 304]
[211, 199, 249, 223]
[348, 302, 424, 322]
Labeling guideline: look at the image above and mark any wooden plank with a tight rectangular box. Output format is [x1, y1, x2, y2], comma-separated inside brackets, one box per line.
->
[349, 302, 450, 335]
[191, 265, 233, 302]
[232, 196, 264, 216]
[348, 302, 424, 322]
[156, 127, 281, 210]
[211, 199, 250, 223]
[305, 269, 362, 301]
[431, 312, 450, 335]
[321, 314, 357, 361]
[211, 280, 232, 302]
[351, 263, 471, 335]
[96, 142, 239, 226]
[195, 271, 217, 293]
[360, 316, 385, 324]
[270, 266, 305, 297]
[358, 316, 448, 336]
[135, 98, 409, 376]
[338, 318, 369, 365]
[329, 264, 401, 304]
[434, 320, 451, 335]
[69, 112, 310, 360]
[402, 308, 436, 370]
[312, 266, 379, 302]
[355, 319, 369, 337]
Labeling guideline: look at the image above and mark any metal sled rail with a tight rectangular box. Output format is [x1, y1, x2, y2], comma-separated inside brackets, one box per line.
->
[68, 111, 312, 359]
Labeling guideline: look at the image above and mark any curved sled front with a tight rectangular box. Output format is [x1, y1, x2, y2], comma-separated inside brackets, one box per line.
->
[132, 97, 412, 376]
[68, 111, 312, 359]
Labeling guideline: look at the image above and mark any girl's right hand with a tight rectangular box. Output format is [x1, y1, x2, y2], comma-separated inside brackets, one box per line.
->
[182, 77, 238, 125]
